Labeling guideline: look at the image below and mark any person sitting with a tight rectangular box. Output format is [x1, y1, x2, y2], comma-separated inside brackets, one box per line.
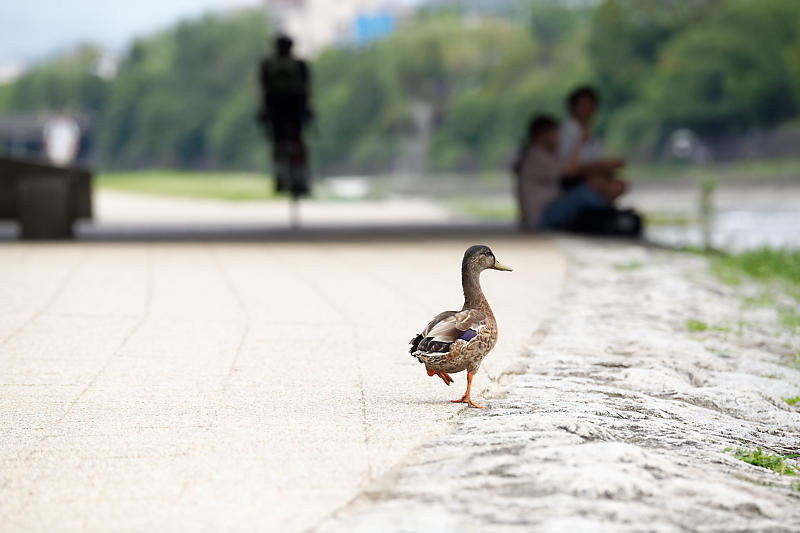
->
[558, 85, 627, 202]
[514, 114, 641, 235]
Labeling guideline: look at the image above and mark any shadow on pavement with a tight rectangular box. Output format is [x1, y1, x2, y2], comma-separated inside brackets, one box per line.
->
[0, 221, 535, 243]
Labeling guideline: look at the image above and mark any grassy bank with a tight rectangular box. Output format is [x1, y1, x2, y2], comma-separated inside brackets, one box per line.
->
[95, 156, 800, 205]
[627, 157, 800, 182]
[711, 248, 800, 289]
[450, 156, 800, 189]
[97, 171, 276, 201]
[449, 199, 516, 222]
[707, 248, 800, 334]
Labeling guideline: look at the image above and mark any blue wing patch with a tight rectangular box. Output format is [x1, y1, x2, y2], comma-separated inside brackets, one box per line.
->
[458, 329, 477, 341]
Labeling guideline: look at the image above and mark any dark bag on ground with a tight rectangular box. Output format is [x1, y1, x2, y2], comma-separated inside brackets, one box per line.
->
[566, 207, 643, 237]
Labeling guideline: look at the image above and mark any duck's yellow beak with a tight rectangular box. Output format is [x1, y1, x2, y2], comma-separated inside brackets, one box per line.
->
[493, 259, 513, 272]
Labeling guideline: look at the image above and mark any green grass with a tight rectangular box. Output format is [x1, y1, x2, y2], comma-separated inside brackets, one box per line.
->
[450, 199, 516, 221]
[710, 249, 800, 333]
[614, 260, 643, 271]
[742, 292, 776, 307]
[783, 396, 800, 406]
[687, 319, 709, 332]
[629, 156, 800, 182]
[780, 309, 800, 332]
[686, 319, 735, 334]
[728, 447, 798, 476]
[711, 248, 800, 288]
[97, 171, 278, 201]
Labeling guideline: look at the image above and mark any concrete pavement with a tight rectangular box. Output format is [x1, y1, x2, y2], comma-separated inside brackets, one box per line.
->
[82, 190, 467, 234]
[0, 238, 565, 532]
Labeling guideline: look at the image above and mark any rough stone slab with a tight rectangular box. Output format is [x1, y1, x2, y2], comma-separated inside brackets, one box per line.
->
[318, 239, 800, 533]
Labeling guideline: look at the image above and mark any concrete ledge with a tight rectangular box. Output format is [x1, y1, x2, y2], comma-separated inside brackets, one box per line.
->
[0, 155, 92, 240]
[17, 176, 74, 239]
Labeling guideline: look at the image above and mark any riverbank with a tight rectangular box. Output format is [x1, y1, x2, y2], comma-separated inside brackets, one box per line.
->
[318, 238, 800, 532]
[445, 176, 800, 252]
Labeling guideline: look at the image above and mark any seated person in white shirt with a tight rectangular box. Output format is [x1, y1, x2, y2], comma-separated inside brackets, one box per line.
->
[558, 86, 627, 203]
[515, 114, 610, 231]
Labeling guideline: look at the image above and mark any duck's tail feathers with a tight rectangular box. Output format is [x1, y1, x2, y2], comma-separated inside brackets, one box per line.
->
[409, 333, 424, 355]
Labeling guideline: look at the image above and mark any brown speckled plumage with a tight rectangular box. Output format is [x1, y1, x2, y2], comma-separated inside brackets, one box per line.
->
[409, 245, 512, 407]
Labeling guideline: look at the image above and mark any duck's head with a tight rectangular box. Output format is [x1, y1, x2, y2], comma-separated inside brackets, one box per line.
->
[462, 245, 513, 274]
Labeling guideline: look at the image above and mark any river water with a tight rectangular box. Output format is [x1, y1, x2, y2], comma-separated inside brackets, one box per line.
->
[625, 181, 800, 252]
[647, 208, 800, 252]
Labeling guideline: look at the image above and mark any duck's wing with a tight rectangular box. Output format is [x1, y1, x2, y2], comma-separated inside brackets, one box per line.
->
[409, 309, 488, 356]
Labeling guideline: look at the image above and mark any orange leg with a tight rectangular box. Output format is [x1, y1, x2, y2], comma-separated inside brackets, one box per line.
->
[426, 368, 453, 386]
[451, 372, 482, 408]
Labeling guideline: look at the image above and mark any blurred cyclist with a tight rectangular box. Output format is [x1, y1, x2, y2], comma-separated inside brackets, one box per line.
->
[258, 34, 313, 200]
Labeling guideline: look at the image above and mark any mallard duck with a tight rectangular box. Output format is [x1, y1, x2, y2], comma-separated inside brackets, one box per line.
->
[409, 245, 512, 408]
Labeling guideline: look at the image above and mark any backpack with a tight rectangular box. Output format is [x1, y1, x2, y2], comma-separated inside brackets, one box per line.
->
[567, 207, 643, 237]
[266, 58, 304, 99]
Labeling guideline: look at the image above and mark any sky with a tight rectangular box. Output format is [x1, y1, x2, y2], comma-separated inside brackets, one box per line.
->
[0, 0, 261, 64]
[0, 0, 424, 66]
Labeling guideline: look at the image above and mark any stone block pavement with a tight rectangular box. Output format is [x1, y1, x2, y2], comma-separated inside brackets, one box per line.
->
[0, 238, 565, 532]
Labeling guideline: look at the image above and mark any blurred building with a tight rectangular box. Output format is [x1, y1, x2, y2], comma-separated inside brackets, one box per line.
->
[0, 60, 24, 84]
[264, 0, 401, 56]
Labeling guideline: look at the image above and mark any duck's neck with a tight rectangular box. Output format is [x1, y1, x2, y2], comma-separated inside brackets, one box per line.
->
[462, 268, 493, 316]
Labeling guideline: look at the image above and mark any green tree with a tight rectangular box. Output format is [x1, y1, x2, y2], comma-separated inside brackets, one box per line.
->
[100, 10, 271, 169]
[588, 0, 715, 114]
[643, 25, 795, 132]
[3, 1, 800, 173]
[4, 45, 108, 115]
[602, 0, 800, 154]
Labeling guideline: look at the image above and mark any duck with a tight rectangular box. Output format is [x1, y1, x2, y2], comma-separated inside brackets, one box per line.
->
[409, 245, 512, 408]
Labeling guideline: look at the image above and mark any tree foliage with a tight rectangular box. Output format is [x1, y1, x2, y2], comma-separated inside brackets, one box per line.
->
[593, 0, 800, 154]
[100, 11, 271, 169]
[0, 1, 798, 172]
[6, 44, 108, 116]
[313, 11, 589, 173]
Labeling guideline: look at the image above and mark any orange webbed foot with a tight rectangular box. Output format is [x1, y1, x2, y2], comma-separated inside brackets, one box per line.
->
[450, 396, 482, 408]
[451, 372, 482, 408]
[426, 369, 453, 386]
[437, 372, 453, 386]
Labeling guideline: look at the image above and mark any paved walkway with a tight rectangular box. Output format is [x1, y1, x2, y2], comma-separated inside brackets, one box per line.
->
[85, 190, 463, 231]
[0, 238, 565, 532]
